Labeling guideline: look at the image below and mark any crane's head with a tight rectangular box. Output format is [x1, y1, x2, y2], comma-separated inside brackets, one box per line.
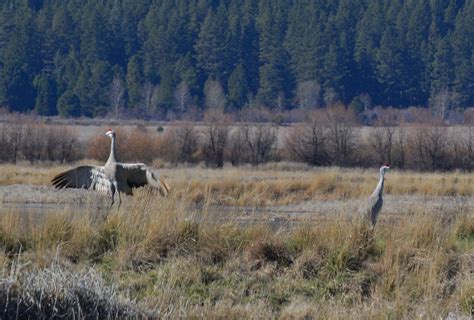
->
[105, 128, 115, 138]
[380, 163, 390, 175]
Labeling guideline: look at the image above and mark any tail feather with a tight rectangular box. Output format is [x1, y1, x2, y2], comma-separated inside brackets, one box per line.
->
[157, 178, 170, 196]
[147, 171, 170, 196]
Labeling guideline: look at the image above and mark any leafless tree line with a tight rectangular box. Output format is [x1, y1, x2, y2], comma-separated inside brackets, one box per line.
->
[160, 110, 279, 167]
[285, 106, 474, 171]
[151, 107, 474, 171]
[0, 116, 81, 163]
[1, 107, 473, 171]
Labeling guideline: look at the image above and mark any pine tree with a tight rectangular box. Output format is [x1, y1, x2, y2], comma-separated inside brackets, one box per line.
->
[53, 47, 80, 95]
[228, 63, 248, 109]
[354, 0, 385, 102]
[322, 42, 349, 103]
[74, 64, 93, 116]
[451, 1, 474, 106]
[0, 1, 39, 111]
[375, 26, 405, 106]
[79, 2, 111, 62]
[430, 37, 454, 99]
[49, 3, 77, 50]
[239, 0, 259, 94]
[89, 60, 112, 116]
[0, 0, 470, 115]
[126, 54, 143, 109]
[256, 0, 292, 108]
[33, 73, 57, 116]
[194, 4, 231, 81]
[57, 89, 81, 117]
[285, 0, 324, 83]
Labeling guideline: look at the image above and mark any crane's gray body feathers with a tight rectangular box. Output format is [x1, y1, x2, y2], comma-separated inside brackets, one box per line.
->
[367, 193, 383, 225]
[364, 165, 389, 226]
[52, 130, 169, 206]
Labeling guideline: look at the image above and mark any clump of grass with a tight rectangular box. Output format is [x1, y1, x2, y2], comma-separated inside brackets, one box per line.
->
[247, 236, 293, 268]
[0, 213, 32, 256]
[0, 263, 152, 319]
[294, 251, 324, 279]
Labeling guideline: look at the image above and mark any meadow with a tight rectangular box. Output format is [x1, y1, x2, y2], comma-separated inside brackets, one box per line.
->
[0, 163, 472, 319]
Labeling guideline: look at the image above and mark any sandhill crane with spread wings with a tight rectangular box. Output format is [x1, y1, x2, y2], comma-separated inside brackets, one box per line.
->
[365, 164, 390, 226]
[52, 129, 169, 207]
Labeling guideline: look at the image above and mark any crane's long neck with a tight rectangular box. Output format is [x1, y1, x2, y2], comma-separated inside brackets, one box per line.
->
[375, 171, 385, 197]
[106, 135, 118, 164]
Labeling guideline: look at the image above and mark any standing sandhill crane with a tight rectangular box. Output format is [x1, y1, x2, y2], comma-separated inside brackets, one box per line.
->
[365, 164, 390, 226]
[52, 129, 169, 207]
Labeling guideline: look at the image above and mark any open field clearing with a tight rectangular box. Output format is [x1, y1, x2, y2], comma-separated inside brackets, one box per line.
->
[2, 163, 474, 202]
[0, 164, 472, 318]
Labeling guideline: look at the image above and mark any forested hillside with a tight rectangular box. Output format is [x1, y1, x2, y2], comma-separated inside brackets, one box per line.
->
[0, 0, 472, 119]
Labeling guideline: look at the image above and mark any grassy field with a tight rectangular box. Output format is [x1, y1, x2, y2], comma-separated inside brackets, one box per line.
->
[0, 163, 472, 318]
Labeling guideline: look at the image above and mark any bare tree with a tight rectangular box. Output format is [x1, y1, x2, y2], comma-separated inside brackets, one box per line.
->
[53, 127, 78, 163]
[0, 124, 9, 162]
[276, 91, 285, 112]
[204, 79, 226, 109]
[324, 104, 358, 166]
[323, 88, 338, 106]
[0, 118, 81, 163]
[202, 109, 231, 168]
[141, 82, 160, 116]
[431, 87, 449, 120]
[392, 127, 407, 169]
[295, 80, 321, 109]
[174, 81, 192, 114]
[8, 118, 26, 163]
[109, 73, 125, 118]
[369, 116, 395, 165]
[168, 124, 200, 163]
[229, 128, 245, 165]
[448, 126, 474, 171]
[240, 124, 278, 165]
[358, 93, 372, 110]
[466, 127, 474, 171]
[284, 112, 329, 165]
[409, 126, 449, 171]
[369, 127, 394, 165]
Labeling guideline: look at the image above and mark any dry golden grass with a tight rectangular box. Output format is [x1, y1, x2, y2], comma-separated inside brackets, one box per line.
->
[1, 163, 473, 206]
[0, 187, 471, 318]
[0, 163, 472, 317]
[0, 161, 102, 186]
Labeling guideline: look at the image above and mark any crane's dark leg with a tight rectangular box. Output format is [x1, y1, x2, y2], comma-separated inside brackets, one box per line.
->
[108, 184, 117, 210]
[117, 191, 122, 208]
[113, 182, 121, 208]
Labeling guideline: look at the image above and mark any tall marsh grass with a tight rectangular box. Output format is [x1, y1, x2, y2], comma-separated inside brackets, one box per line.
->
[2, 164, 473, 205]
[0, 189, 472, 318]
[0, 164, 472, 317]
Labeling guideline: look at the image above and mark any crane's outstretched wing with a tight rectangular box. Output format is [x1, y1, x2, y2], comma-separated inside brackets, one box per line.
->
[117, 163, 170, 196]
[51, 166, 114, 196]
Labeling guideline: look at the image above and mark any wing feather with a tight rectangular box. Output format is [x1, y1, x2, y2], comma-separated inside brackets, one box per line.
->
[51, 166, 113, 196]
[117, 163, 169, 196]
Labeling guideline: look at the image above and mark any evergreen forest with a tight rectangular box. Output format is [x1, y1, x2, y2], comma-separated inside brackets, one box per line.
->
[0, 0, 473, 119]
